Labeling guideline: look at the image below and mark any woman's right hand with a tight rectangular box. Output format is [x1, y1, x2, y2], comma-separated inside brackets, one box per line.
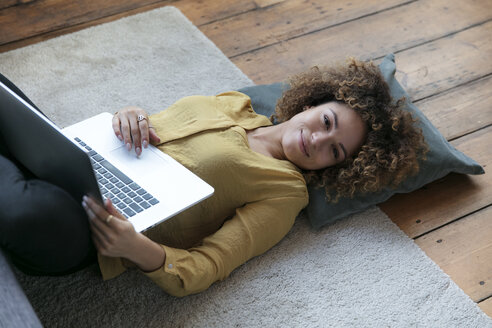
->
[112, 106, 161, 156]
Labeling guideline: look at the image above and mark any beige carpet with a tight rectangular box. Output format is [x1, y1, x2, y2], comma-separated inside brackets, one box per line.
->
[0, 6, 490, 328]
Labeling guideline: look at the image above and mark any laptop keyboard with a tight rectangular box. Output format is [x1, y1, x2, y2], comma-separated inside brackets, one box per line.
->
[74, 137, 159, 218]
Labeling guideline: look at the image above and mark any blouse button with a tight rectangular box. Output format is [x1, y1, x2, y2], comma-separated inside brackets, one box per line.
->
[168, 263, 173, 269]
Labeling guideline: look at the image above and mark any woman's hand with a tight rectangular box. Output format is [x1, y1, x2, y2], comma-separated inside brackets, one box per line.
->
[112, 106, 161, 156]
[82, 196, 139, 259]
[82, 196, 166, 271]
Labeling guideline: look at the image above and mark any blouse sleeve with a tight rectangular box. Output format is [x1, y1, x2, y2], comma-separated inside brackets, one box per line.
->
[143, 196, 307, 297]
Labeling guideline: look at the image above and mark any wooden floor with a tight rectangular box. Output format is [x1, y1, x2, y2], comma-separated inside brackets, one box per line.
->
[1, 0, 491, 318]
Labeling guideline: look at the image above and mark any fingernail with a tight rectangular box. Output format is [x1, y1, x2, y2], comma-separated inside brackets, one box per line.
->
[83, 195, 87, 201]
[136, 147, 141, 156]
[81, 201, 87, 208]
[118, 134, 123, 141]
[126, 143, 131, 151]
[142, 140, 148, 148]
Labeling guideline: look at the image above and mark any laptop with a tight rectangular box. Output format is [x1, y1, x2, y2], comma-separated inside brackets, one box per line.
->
[0, 81, 214, 232]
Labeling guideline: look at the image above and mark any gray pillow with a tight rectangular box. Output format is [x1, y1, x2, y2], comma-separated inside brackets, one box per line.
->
[238, 54, 484, 229]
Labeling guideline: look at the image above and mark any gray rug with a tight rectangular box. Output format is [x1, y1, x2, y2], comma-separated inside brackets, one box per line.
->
[1, 6, 490, 328]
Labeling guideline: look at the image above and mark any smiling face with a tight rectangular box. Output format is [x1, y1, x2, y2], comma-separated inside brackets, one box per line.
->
[281, 101, 367, 170]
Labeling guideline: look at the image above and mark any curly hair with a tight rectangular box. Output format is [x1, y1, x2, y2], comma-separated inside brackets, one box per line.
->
[273, 58, 427, 202]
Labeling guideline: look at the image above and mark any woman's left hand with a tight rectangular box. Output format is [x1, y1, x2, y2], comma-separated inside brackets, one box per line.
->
[82, 196, 140, 259]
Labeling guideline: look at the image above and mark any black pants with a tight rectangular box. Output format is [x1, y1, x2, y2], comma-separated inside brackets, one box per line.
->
[0, 73, 96, 275]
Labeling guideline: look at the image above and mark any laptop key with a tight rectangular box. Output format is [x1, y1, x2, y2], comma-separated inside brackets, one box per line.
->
[149, 198, 159, 205]
[129, 203, 143, 213]
[112, 198, 121, 204]
[128, 191, 137, 198]
[140, 201, 151, 209]
[122, 186, 131, 193]
[123, 197, 132, 204]
[116, 182, 125, 188]
[93, 154, 104, 162]
[142, 193, 153, 200]
[129, 182, 140, 190]
[110, 177, 119, 184]
[136, 188, 146, 195]
[134, 196, 143, 203]
[123, 208, 136, 217]
[99, 160, 132, 184]
[117, 202, 126, 210]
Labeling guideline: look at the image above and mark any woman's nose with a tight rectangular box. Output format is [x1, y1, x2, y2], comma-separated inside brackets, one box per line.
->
[311, 131, 332, 148]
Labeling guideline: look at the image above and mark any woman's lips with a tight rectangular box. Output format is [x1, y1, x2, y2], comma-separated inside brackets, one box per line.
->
[300, 130, 309, 157]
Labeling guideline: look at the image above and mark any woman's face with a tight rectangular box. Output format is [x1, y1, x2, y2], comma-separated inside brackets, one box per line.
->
[281, 101, 367, 170]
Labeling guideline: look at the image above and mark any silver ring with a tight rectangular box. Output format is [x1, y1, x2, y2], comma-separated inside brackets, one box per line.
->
[137, 114, 147, 123]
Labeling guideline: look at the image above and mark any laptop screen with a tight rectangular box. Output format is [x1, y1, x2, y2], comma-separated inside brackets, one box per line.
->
[0, 82, 102, 203]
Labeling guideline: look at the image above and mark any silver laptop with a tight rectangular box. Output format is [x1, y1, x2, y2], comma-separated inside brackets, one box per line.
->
[0, 81, 214, 232]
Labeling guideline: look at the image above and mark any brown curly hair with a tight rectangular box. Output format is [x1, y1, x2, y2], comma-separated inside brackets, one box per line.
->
[273, 58, 427, 201]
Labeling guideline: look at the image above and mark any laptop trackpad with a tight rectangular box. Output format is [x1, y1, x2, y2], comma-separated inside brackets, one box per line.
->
[107, 146, 170, 180]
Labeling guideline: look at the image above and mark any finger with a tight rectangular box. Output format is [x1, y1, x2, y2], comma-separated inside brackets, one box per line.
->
[119, 113, 133, 151]
[89, 227, 103, 251]
[104, 198, 126, 221]
[149, 127, 161, 144]
[83, 196, 114, 225]
[83, 200, 112, 240]
[112, 114, 124, 141]
[137, 116, 150, 149]
[89, 219, 109, 245]
[129, 116, 142, 156]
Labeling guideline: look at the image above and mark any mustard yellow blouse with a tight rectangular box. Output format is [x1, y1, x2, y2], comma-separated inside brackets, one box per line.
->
[98, 91, 309, 297]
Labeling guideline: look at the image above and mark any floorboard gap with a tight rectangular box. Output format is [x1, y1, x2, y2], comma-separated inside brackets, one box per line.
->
[412, 204, 492, 240]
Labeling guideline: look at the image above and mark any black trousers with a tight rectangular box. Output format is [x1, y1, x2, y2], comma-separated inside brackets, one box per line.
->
[0, 73, 96, 275]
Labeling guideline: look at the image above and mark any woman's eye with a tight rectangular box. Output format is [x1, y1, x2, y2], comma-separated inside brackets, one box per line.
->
[324, 115, 331, 130]
[333, 146, 339, 159]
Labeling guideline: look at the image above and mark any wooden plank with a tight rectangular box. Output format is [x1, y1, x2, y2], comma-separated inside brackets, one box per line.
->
[380, 126, 492, 238]
[0, 0, 21, 10]
[254, 0, 285, 8]
[415, 206, 492, 267]
[479, 297, 492, 319]
[394, 22, 492, 101]
[440, 244, 492, 303]
[415, 206, 492, 302]
[232, 0, 492, 84]
[0, 0, 165, 45]
[0, 0, 257, 47]
[201, 0, 410, 57]
[172, 0, 257, 26]
[415, 74, 492, 141]
[0, 0, 258, 53]
[0, 0, 37, 10]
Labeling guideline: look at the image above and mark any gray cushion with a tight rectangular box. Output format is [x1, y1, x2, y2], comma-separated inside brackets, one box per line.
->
[0, 249, 42, 328]
[238, 54, 484, 229]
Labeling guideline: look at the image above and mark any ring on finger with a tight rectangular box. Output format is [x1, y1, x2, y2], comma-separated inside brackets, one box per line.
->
[105, 214, 114, 224]
[137, 114, 147, 123]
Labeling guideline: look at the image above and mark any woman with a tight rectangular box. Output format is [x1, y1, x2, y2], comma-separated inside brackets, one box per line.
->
[1, 59, 426, 296]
